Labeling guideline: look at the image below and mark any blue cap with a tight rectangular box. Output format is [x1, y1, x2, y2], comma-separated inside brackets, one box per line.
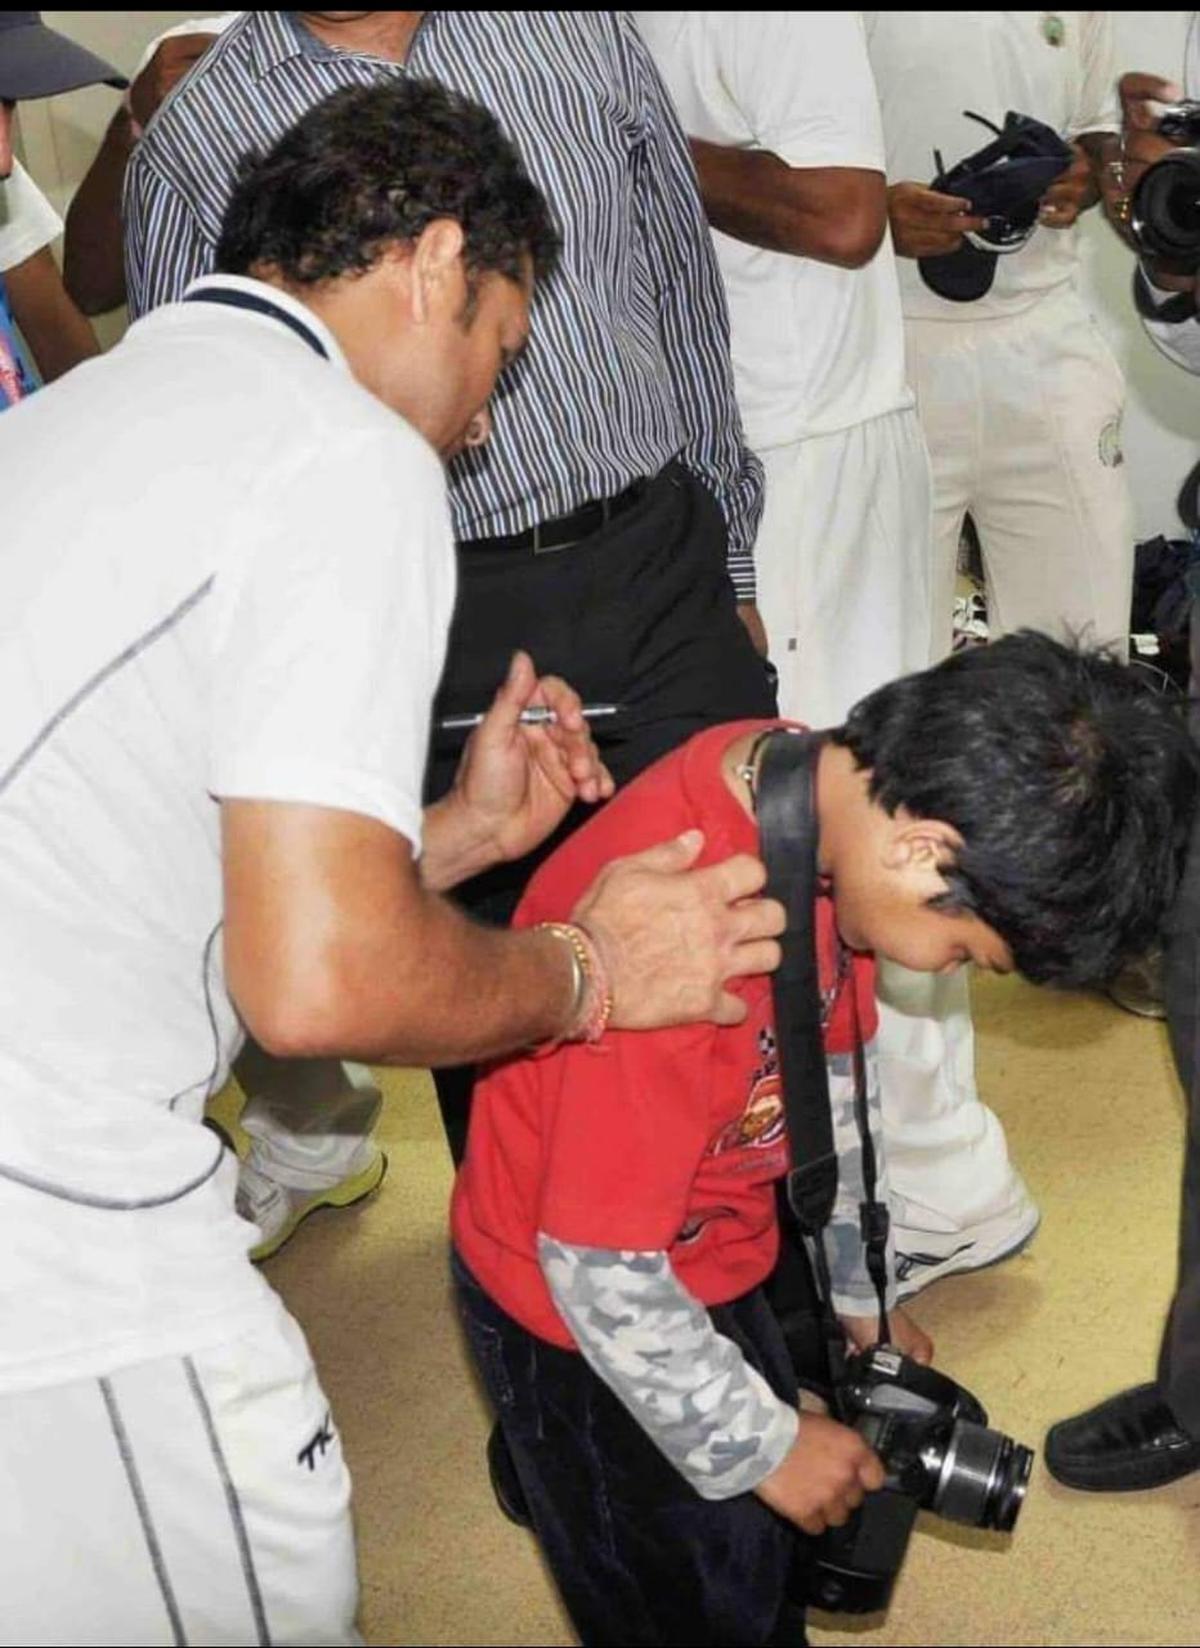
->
[0, 11, 127, 101]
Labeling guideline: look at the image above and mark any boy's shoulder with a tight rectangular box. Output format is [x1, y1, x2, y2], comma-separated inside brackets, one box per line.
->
[516, 719, 776, 927]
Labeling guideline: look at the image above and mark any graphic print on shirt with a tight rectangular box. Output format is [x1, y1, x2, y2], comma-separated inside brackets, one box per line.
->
[711, 1025, 785, 1158]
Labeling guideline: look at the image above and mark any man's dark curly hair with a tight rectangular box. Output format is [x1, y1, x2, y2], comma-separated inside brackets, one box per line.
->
[832, 631, 1200, 987]
[216, 78, 559, 290]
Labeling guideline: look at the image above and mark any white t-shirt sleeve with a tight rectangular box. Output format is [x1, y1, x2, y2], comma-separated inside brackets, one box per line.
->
[1069, 12, 1120, 137]
[208, 424, 456, 853]
[0, 160, 62, 273]
[720, 10, 885, 173]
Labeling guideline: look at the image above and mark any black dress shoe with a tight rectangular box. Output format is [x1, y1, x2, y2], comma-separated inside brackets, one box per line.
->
[1044, 1383, 1200, 1491]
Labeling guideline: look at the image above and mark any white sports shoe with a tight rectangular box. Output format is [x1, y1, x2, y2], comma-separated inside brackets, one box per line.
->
[235, 1145, 388, 1262]
[893, 1191, 1040, 1301]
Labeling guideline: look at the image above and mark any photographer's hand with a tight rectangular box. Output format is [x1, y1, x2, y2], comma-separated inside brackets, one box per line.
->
[1103, 72, 1188, 260]
[755, 1413, 886, 1537]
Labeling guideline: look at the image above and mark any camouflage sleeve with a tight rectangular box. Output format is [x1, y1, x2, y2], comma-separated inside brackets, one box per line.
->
[825, 1034, 898, 1318]
[537, 1236, 799, 1501]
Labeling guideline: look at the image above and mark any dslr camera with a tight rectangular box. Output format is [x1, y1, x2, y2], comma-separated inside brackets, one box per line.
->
[1130, 100, 1200, 269]
[805, 1344, 1034, 1615]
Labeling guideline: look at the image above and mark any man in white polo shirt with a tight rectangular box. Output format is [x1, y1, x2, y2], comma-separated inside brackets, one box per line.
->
[638, 9, 1036, 1297]
[0, 78, 783, 1642]
[865, 10, 1132, 659]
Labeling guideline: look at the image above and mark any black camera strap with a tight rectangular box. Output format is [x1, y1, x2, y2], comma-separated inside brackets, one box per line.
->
[756, 730, 891, 1371]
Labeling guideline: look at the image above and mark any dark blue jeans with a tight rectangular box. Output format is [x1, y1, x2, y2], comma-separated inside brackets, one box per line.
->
[452, 1250, 808, 1647]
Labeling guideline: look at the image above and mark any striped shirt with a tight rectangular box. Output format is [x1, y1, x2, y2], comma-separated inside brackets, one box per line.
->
[124, 9, 763, 594]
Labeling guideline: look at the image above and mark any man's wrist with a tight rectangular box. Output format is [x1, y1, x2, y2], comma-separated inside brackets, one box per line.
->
[419, 790, 504, 891]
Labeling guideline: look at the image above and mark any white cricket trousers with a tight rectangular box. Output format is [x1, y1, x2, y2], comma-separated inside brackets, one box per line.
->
[755, 406, 1025, 1231]
[0, 1302, 359, 1646]
[906, 283, 1135, 659]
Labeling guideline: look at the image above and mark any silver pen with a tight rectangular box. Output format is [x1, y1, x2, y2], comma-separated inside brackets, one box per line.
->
[437, 702, 622, 732]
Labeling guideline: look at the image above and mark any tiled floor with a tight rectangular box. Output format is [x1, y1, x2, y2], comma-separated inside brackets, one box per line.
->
[241, 971, 1200, 1646]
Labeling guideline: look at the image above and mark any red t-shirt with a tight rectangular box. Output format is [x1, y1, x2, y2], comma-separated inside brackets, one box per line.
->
[451, 720, 877, 1350]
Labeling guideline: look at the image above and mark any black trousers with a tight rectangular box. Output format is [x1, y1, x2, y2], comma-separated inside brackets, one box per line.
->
[452, 1249, 809, 1647]
[427, 464, 777, 1161]
[1160, 795, 1200, 1437]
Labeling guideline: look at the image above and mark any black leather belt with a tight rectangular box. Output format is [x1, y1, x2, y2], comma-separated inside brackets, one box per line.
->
[458, 479, 646, 557]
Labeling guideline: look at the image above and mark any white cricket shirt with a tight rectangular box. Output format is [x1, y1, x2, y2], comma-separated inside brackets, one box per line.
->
[0, 274, 456, 1392]
[636, 9, 912, 449]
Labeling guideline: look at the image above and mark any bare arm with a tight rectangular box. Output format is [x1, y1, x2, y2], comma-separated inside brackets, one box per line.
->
[62, 107, 135, 315]
[222, 800, 786, 1066]
[63, 33, 218, 316]
[4, 246, 98, 380]
[222, 800, 578, 1066]
[690, 140, 886, 269]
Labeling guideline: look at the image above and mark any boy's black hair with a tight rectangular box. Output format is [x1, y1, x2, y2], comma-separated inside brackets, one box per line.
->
[833, 631, 1200, 986]
[216, 79, 560, 291]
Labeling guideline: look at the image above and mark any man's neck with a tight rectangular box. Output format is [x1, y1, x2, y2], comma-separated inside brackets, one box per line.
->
[299, 10, 425, 65]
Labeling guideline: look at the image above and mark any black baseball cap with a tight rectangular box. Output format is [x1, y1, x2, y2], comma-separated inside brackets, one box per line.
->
[0, 11, 127, 101]
[919, 111, 1073, 303]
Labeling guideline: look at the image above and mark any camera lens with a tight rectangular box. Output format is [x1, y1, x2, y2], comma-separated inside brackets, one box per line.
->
[925, 1422, 1034, 1532]
[1131, 148, 1200, 267]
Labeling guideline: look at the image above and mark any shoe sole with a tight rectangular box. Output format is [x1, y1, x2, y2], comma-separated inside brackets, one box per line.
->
[1043, 1452, 1200, 1493]
[252, 1151, 389, 1263]
[895, 1207, 1041, 1302]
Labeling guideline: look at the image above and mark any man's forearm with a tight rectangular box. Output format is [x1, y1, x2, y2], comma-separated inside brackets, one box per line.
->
[5, 248, 99, 381]
[222, 801, 579, 1066]
[690, 140, 886, 268]
[63, 107, 135, 315]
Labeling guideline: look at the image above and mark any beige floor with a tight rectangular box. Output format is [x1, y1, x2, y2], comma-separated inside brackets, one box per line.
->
[237, 972, 1200, 1647]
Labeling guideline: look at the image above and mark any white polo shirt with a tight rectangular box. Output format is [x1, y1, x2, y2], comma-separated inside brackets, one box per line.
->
[864, 10, 1120, 320]
[0, 159, 62, 273]
[0, 275, 456, 1393]
[636, 9, 911, 450]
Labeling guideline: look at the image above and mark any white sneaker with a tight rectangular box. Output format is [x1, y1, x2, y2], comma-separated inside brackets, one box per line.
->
[235, 1146, 388, 1262]
[893, 1193, 1040, 1301]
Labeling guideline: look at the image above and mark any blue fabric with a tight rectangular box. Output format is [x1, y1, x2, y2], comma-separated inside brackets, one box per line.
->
[0, 274, 35, 410]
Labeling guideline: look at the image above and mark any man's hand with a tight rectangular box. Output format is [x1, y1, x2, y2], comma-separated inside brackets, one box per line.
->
[736, 599, 770, 659]
[1038, 142, 1099, 229]
[422, 650, 614, 891]
[573, 832, 785, 1029]
[129, 33, 216, 132]
[1102, 73, 1187, 260]
[756, 1413, 886, 1536]
[840, 1305, 934, 1366]
[886, 181, 987, 259]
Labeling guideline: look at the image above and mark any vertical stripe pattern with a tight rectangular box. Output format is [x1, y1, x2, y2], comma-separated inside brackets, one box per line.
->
[123, 10, 762, 594]
[99, 1377, 188, 1647]
[183, 1356, 272, 1646]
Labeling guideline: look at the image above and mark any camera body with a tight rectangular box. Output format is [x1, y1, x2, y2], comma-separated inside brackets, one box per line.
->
[1130, 100, 1200, 269]
[805, 1346, 1034, 1615]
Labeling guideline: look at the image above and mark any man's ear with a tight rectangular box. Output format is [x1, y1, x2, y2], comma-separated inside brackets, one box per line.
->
[880, 816, 963, 876]
[408, 218, 467, 324]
